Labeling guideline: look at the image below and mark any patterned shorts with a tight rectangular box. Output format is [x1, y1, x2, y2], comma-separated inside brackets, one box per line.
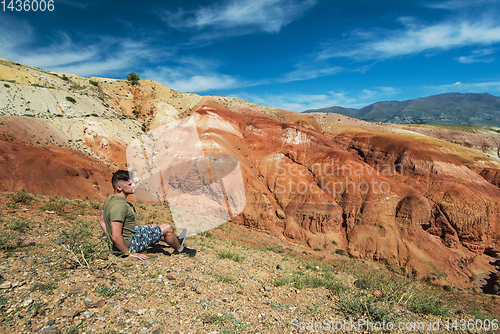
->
[128, 225, 163, 253]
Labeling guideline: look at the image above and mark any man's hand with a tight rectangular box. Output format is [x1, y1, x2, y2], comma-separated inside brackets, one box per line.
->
[129, 252, 149, 261]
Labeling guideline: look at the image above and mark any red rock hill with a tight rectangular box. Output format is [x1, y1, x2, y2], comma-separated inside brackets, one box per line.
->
[0, 58, 499, 287]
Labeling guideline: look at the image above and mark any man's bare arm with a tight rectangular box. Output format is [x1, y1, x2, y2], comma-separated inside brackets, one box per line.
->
[110, 221, 149, 261]
[98, 210, 107, 235]
[110, 221, 130, 253]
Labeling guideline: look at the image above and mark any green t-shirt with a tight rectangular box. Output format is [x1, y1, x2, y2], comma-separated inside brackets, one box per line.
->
[102, 194, 136, 250]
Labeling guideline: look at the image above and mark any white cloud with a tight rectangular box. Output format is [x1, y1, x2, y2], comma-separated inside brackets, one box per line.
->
[149, 72, 239, 92]
[425, 0, 498, 10]
[172, 75, 238, 92]
[0, 16, 254, 93]
[425, 80, 500, 93]
[0, 16, 166, 78]
[0, 16, 244, 92]
[0, 17, 34, 61]
[142, 56, 246, 93]
[457, 48, 496, 63]
[281, 64, 343, 83]
[319, 15, 500, 61]
[15, 33, 99, 69]
[48, 56, 131, 76]
[23, 37, 155, 77]
[0, 19, 99, 70]
[161, 0, 316, 35]
[234, 92, 348, 111]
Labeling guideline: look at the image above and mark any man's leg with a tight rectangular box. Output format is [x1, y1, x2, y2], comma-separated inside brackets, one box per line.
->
[150, 224, 196, 257]
[157, 224, 182, 252]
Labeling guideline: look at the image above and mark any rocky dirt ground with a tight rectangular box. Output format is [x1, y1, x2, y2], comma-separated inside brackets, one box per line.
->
[0, 191, 499, 334]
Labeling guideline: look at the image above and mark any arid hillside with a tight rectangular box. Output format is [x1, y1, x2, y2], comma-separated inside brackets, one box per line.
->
[1, 58, 500, 289]
[2, 191, 499, 333]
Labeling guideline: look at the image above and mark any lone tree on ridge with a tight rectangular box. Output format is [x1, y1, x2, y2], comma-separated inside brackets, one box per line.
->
[127, 72, 140, 85]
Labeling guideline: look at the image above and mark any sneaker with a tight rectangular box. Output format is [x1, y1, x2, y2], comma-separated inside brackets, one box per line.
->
[173, 246, 196, 258]
[177, 228, 187, 248]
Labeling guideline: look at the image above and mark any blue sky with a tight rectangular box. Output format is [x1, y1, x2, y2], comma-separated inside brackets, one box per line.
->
[1, 0, 500, 111]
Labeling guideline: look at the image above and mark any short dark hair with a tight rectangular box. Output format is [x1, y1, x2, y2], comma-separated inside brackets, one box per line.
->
[111, 170, 133, 191]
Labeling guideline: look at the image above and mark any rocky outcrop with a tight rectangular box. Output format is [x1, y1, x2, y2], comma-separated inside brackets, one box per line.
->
[402, 126, 500, 159]
[190, 104, 500, 286]
[0, 135, 112, 199]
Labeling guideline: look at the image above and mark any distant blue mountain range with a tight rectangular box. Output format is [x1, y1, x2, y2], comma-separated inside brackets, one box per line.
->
[303, 93, 500, 127]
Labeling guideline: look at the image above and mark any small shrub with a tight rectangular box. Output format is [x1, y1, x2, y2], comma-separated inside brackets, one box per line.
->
[146, 270, 162, 279]
[95, 286, 120, 298]
[275, 276, 291, 287]
[65, 96, 76, 103]
[30, 282, 57, 294]
[70, 84, 86, 90]
[261, 244, 285, 254]
[0, 229, 21, 251]
[218, 249, 245, 262]
[292, 271, 348, 294]
[89, 200, 101, 210]
[213, 273, 235, 284]
[307, 303, 322, 315]
[10, 189, 34, 204]
[335, 292, 391, 322]
[30, 302, 47, 316]
[62, 75, 69, 81]
[89, 80, 98, 86]
[40, 198, 66, 215]
[305, 261, 327, 271]
[408, 295, 449, 316]
[9, 220, 31, 233]
[4, 84, 10, 88]
[200, 231, 214, 239]
[205, 312, 233, 325]
[335, 249, 347, 256]
[59, 220, 109, 267]
[206, 312, 248, 331]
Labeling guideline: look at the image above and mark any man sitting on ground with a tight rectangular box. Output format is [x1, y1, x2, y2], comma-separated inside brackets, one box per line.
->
[98, 170, 196, 260]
